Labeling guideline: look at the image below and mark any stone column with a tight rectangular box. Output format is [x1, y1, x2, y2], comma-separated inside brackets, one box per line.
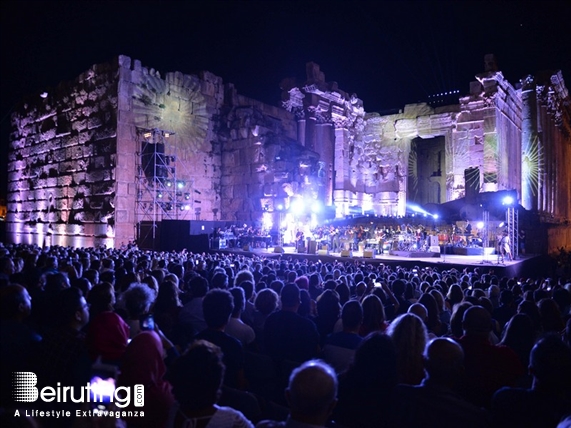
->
[521, 76, 538, 211]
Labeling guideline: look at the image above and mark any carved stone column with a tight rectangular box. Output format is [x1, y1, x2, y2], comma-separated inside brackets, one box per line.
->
[521, 76, 538, 211]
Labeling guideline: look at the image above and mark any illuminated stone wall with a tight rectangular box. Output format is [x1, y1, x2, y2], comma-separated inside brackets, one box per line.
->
[6, 55, 570, 251]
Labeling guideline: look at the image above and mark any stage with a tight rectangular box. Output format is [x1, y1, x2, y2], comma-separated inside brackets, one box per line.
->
[214, 244, 545, 278]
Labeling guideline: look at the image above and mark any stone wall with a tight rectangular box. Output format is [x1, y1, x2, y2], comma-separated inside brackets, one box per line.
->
[7, 60, 120, 247]
[6, 55, 570, 249]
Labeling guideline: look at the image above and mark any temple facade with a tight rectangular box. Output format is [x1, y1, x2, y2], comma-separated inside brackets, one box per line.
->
[6, 55, 571, 251]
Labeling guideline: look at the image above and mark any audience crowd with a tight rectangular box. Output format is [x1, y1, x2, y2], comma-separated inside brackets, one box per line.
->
[0, 242, 570, 428]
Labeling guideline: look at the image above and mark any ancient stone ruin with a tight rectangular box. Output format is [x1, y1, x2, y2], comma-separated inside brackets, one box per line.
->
[6, 54, 571, 250]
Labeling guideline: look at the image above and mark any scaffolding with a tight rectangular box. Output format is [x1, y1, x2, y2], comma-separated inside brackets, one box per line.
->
[505, 205, 519, 259]
[135, 128, 194, 248]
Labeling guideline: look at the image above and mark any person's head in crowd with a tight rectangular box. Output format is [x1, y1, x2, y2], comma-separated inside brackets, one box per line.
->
[447, 284, 464, 306]
[99, 269, 115, 287]
[44, 272, 70, 293]
[202, 288, 234, 330]
[477, 296, 494, 316]
[462, 305, 492, 338]
[295, 275, 309, 291]
[488, 284, 500, 301]
[188, 275, 209, 298]
[141, 274, 159, 296]
[323, 279, 337, 291]
[423, 337, 465, 387]
[316, 289, 341, 319]
[122, 283, 155, 321]
[360, 294, 386, 334]
[164, 273, 179, 289]
[335, 282, 350, 306]
[71, 277, 92, 297]
[529, 334, 571, 395]
[408, 302, 428, 322]
[341, 300, 363, 333]
[285, 360, 338, 426]
[101, 258, 114, 272]
[234, 269, 255, 287]
[154, 280, 182, 314]
[44, 256, 59, 272]
[150, 269, 166, 287]
[87, 282, 116, 317]
[254, 288, 279, 316]
[83, 269, 100, 288]
[229, 287, 245, 318]
[238, 280, 254, 303]
[0, 284, 32, 321]
[211, 271, 229, 289]
[348, 331, 398, 386]
[0, 256, 15, 278]
[287, 270, 298, 284]
[298, 289, 312, 318]
[270, 279, 284, 296]
[387, 312, 428, 384]
[281, 283, 301, 311]
[449, 301, 473, 338]
[418, 293, 442, 334]
[57, 287, 89, 330]
[501, 313, 536, 361]
[538, 298, 566, 334]
[168, 263, 185, 282]
[169, 340, 225, 411]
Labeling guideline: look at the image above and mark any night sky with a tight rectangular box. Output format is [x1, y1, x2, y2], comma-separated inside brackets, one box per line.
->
[1, 0, 570, 201]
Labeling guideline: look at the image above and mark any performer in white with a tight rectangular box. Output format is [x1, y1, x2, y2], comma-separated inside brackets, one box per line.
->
[499, 231, 513, 262]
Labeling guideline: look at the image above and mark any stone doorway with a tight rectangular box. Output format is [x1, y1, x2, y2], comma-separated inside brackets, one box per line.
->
[407, 136, 446, 206]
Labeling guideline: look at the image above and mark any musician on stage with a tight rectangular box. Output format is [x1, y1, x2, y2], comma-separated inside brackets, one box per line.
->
[499, 231, 513, 262]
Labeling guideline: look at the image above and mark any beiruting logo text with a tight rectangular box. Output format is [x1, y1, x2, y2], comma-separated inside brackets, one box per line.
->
[12, 372, 144, 419]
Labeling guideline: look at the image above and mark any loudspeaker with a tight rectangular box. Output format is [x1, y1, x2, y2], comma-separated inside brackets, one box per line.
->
[187, 234, 210, 253]
[273, 246, 285, 253]
[160, 220, 191, 251]
[142, 142, 168, 180]
[317, 249, 329, 256]
[307, 240, 317, 254]
[340, 250, 351, 257]
[363, 249, 375, 258]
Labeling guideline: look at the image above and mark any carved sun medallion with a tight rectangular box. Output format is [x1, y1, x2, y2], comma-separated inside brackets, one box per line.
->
[132, 72, 209, 157]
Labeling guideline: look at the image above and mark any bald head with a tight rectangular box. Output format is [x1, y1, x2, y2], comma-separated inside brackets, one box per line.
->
[286, 360, 338, 425]
[424, 337, 465, 385]
[462, 305, 492, 336]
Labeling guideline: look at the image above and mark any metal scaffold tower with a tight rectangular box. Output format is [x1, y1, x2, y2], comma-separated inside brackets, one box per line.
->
[506, 205, 519, 259]
[135, 128, 194, 248]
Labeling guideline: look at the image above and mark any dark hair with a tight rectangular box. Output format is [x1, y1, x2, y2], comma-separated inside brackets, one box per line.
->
[342, 300, 363, 330]
[202, 289, 234, 329]
[229, 287, 245, 317]
[57, 287, 84, 324]
[88, 282, 115, 316]
[169, 340, 225, 409]
[281, 283, 301, 308]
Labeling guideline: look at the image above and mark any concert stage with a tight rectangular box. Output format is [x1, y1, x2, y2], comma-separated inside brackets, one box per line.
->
[215, 245, 545, 278]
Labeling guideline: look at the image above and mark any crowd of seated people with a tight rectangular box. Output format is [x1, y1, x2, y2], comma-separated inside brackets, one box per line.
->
[0, 241, 570, 428]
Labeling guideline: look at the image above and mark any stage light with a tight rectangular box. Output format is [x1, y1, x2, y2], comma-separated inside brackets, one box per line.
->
[291, 199, 304, 214]
[477, 221, 484, 229]
[184, 193, 190, 200]
[177, 180, 185, 189]
[276, 203, 284, 211]
[310, 201, 321, 213]
[433, 214, 439, 219]
[499, 222, 505, 227]
[166, 180, 173, 187]
[143, 132, 152, 138]
[502, 196, 514, 206]
[157, 191, 163, 199]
